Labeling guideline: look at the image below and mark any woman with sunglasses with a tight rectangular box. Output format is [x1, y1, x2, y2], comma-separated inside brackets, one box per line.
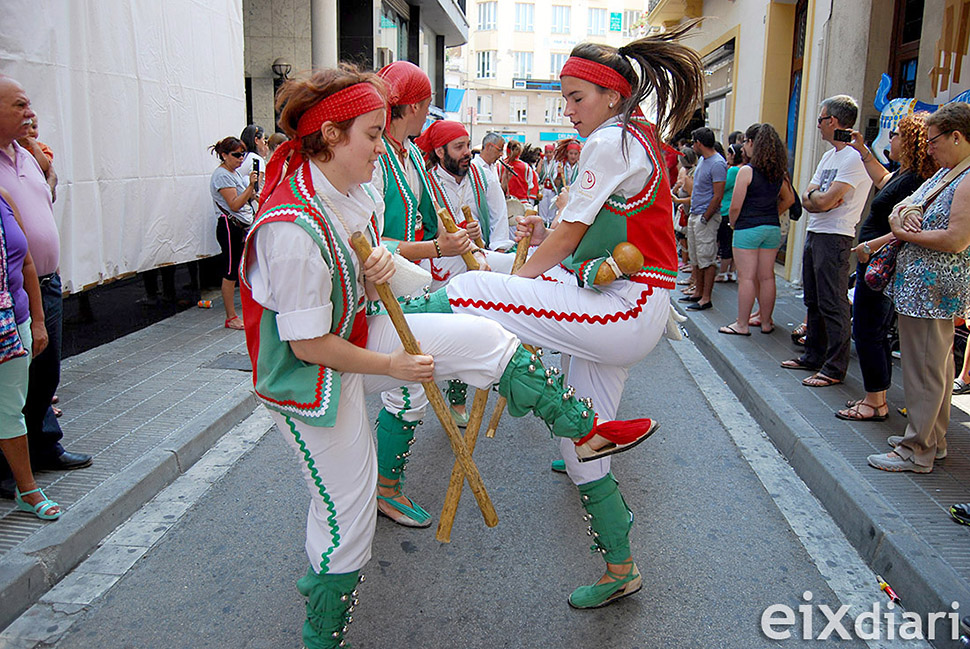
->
[242, 64, 658, 649]
[209, 136, 258, 329]
[837, 113, 936, 421]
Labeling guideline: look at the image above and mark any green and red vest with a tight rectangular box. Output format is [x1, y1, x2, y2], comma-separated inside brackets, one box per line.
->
[378, 137, 438, 246]
[427, 164, 492, 248]
[239, 162, 380, 427]
[560, 118, 678, 290]
[555, 162, 579, 193]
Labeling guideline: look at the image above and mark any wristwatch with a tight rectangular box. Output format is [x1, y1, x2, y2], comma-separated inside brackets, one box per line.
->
[862, 241, 872, 255]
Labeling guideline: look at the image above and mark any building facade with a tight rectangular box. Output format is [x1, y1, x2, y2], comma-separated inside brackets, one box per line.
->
[649, 0, 969, 280]
[453, 0, 652, 147]
[242, 0, 468, 133]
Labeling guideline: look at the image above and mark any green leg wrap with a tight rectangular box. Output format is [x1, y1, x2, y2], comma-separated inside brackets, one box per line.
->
[397, 286, 454, 314]
[498, 346, 595, 440]
[296, 568, 362, 649]
[446, 379, 468, 407]
[578, 472, 633, 564]
[375, 408, 418, 482]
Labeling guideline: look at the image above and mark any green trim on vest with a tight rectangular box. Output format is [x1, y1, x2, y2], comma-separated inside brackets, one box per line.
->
[560, 192, 628, 288]
[379, 136, 437, 243]
[468, 164, 491, 248]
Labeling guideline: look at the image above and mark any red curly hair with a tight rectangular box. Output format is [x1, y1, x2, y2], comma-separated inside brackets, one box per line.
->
[896, 112, 938, 179]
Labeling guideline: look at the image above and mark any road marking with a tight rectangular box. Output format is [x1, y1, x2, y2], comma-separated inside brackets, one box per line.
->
[0, 408, 275, 649]
[669, 339, 931, 649]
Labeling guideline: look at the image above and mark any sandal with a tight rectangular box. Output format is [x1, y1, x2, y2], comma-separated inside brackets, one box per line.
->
[802, 373, 843, 388]
[15, 487, 61, 520]
[568, 560, 642, 609]
[718, 323, 750, 336]
[836, 402, 889, 421]
[574, 419, 660, 463]
[761, 326, 775, 334]
[224, 316, 245, 330]
[791, 323, 807, 344]
[780, 358, 819, 371]
[376, 488, 432, 528]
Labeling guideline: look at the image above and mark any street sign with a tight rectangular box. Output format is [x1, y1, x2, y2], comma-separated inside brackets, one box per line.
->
[610, 12, 622, 31]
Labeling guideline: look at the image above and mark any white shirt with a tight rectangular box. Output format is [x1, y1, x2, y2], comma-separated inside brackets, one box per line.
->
[560, 117, 654, 226]
[471, 156, 513, 250]
[248, 162, 384, 341]
[807, 145, 873, 237]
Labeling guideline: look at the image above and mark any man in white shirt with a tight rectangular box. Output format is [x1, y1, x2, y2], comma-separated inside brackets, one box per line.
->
[471, 132, 514, 250]
[783, 95, 873, 387]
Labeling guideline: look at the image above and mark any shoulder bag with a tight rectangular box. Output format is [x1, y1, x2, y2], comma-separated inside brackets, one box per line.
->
[0, 206, 28, 364]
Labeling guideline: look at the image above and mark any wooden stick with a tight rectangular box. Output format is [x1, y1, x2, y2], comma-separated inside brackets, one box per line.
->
[436, 387, 490, 543]
[437, 207, 481, 271]
[349, 232, 497, 528]
[460, 205, 486, 249]
[485, 228, 533, 439]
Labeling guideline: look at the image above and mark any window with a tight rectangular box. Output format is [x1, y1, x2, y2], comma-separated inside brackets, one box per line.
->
[588, 8, 607, 35]
[544, 96, 565, 124]
[551, 5, 571, 33]
[478, 1, 496, 30]
[513, 51, 533, 79]
[477, 51, 496, 79]
[510, 96, 528, 123]
[514, 3, 534, 32]
[550, 53, 568, 76]
[622, 10, 642, 37]
[477, 95, 493, 123]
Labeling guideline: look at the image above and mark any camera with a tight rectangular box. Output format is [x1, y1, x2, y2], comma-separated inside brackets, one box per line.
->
[833, 129, 852, 143]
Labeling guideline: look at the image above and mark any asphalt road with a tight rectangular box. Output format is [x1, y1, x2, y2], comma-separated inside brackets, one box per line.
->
[44, 339, 894, 649]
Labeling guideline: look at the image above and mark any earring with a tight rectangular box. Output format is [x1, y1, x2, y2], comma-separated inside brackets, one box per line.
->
[609, 102, 614, 108]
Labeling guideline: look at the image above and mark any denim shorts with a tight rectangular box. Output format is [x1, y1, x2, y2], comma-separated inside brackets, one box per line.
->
[733, 225, 781, 250]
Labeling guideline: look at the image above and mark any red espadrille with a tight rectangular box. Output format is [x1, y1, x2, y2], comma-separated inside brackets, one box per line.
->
[574, 418, 660, 462]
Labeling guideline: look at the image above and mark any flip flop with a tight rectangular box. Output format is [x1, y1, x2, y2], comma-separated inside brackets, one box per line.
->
[836, 402, 889, 421]
[224, 317, 245, 330]
[781, 358, 819, 371]
[802, 373, 843, 388]
[718, 324, 751, 336]
[761, 325, 775, 334]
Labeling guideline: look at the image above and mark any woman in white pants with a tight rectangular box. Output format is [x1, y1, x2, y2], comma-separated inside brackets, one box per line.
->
[241, 65, 659, 649]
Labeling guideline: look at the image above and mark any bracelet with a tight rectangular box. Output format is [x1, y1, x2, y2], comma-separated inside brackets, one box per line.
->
[862, 149, 873, 163]
[433, 239, 442, 258]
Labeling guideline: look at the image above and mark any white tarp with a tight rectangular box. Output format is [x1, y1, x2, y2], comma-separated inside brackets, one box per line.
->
[0, 0, 246, 293]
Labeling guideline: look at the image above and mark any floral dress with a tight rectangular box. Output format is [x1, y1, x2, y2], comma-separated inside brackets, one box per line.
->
[890, 167, 970, 320]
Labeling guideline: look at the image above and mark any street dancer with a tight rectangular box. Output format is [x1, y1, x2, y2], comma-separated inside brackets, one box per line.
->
[240, 64, 659, 649]
[437, 25, 704, 608]
[369, 61, 477, 528]
[537, 143, 558, 223]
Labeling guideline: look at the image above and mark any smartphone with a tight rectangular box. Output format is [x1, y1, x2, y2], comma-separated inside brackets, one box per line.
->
[833, 129, 852, 143]
[252, 158, 260, 193]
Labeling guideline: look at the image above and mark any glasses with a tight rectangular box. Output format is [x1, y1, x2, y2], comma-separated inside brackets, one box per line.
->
[230, 151, 246, 159]
[889, 131, 898, 139]
[927, 130, 952, 145]
[817, 115, 833, 125]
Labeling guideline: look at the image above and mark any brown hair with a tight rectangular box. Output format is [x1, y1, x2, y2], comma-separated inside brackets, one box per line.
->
[747, 123, 788, 184]
[275, 63, 387, 162]
[896, 112, 938, 179]
[506, 140, 523, 161]
[568, 20, 704, 151]
[925, 102, 970, 142]
[209, 136, 244, 159]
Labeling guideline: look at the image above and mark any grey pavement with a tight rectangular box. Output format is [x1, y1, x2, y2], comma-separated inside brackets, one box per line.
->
[677, 271, 970, 638]
[10, 340, 872, 648]
[0, 298, 256, 630]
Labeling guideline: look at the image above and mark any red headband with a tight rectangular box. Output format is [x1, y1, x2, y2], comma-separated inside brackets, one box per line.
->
[566, 142, 582, 152]
[413, 120, 469, 154]
[560, 57, 632, 99]
[261, 83, 386, 201]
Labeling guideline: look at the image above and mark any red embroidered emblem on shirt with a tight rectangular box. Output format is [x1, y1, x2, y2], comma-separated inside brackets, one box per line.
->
[580, 170, 595, 190]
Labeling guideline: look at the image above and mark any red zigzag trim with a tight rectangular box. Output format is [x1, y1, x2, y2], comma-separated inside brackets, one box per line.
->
[449, 286, 653, 325]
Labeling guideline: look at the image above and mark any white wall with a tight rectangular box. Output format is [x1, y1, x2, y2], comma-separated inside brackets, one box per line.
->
[0, 0, 247, 293]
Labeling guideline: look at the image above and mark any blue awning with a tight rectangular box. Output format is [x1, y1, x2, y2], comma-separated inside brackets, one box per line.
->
[444, 88, 465, 113]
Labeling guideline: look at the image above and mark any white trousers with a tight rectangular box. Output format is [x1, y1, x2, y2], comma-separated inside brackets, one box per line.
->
[538, 191, 557, 225]
[275, 312, 518, 575]
[445, 266, 670, 485]
[427, 250, 515, 291]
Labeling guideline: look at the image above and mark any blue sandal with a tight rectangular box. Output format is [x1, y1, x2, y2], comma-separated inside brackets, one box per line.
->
[15, 487, 61, 520]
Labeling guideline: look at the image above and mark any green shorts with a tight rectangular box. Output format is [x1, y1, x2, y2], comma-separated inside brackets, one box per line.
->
[0, 318, 32, 440]
[733, 225, 781, 250]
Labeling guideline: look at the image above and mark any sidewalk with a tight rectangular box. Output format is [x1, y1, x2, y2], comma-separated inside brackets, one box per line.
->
[677, 271, 970, 624]
[0, 300, 256, 629]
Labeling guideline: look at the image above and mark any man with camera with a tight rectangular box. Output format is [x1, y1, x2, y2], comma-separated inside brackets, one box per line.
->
[782, 95, 873, 388]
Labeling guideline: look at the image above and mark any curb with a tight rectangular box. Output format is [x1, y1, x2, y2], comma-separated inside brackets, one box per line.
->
[0, 386, 256, 631]
[679, 307, 970, 648]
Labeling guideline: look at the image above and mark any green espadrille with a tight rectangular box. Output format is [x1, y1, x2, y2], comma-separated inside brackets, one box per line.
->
[568, 561, 642, 609]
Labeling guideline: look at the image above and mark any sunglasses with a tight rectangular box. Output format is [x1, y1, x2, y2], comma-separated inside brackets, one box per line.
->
[230, 151, 246, 159]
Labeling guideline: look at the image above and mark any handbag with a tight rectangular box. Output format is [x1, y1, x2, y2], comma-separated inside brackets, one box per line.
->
[787, 176, 802, 221]
[0, 205, 28, 364]
[863, 154, 970, 292]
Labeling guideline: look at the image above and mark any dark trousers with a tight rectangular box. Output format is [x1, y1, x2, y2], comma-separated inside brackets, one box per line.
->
[0, 273, 65, 478]
[800, 232, 853, 379]
[851, 261, 894, 392]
